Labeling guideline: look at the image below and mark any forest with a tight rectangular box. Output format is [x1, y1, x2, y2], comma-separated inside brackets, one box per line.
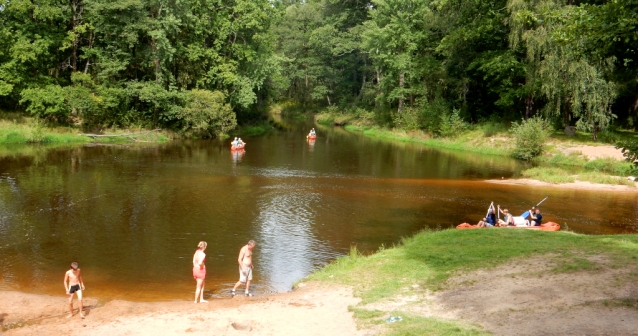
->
[0, 0, 637, 139]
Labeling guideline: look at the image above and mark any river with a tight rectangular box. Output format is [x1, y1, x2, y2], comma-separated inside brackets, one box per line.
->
[0, 118, 636, 302]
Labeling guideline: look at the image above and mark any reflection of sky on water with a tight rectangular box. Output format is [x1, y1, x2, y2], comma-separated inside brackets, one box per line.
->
[255, 184, 336, 293]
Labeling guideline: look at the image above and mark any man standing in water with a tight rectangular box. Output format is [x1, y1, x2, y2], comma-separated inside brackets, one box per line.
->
[231, 240, 256, 297]
[64, 262, 85, 318]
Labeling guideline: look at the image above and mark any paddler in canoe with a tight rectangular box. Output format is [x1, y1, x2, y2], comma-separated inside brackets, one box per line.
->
[307, 128, 316, 139]
[497, 206, 515, 227]
[476, 202, 496, 228]
[457, 197, 558, 231]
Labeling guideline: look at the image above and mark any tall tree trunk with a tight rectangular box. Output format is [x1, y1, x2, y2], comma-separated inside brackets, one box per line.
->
[151, 3, 163, 84]
[375, 68, 382, 108]
[398, 72, 405, 112]
[525, 94, 534, 119]
[632, 92, 638, 131]
[70, 0, 84, 71]
[357, 72, 366, 102]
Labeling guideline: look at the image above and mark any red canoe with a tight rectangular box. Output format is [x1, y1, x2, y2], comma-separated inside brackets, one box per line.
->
[456, 222, 560, 231]
[231, 144, 245, 151]
[307, 134, 317, 140]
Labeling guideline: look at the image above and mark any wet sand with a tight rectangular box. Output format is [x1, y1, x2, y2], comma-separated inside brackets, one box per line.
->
[1, 282, 361, 336]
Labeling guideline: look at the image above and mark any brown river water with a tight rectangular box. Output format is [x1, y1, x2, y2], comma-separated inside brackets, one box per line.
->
[0, 119, 636, 302]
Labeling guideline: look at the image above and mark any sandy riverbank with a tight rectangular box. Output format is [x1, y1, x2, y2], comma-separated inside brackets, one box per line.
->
[486, 178, 638, 191]
[3, 258, 638, 335]
[1, 283, 361, 336]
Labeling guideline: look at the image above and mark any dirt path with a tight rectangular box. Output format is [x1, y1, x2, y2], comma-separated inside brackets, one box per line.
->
[1, 283, 361, 336]
[557, 144, 626, 161]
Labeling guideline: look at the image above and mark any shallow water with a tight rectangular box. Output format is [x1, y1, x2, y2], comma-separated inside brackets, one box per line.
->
[0, 120, 636, 301]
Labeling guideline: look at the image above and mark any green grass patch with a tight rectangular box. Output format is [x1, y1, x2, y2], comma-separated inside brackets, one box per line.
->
[577, 171, 635, 186]
[582, 158, 633, 175]
[344, 125, 512, 157]
[521, 167, 575, 183]
[0, 121, 91, 144]
[383, 312, 488, 336]
[542, 153, 589, 166]
[305, 229, 638, 304]
[348, 307, 487, 335]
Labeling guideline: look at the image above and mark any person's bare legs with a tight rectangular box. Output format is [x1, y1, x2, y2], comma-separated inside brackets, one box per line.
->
[77, 290, 85, 318]
[194, 278, 204, 303]
[199, 279, 207, 303]
[67, 294, 74, 318]
[245, 280, 251, 294]
[232, 280, 242, 292]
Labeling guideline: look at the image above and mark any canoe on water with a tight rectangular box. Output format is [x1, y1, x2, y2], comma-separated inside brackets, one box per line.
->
[307, 134, 317, 140]
[231, 144, 245, 151]
[456, 222, 560, 231]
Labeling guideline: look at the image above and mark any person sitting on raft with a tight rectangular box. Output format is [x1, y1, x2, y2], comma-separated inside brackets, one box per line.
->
[529, 208, 542, 226]
[497, 206, 515, 227]
[237, 138, 245, 146]
[477, 208, 496, 228]
[232, 137, 239, 147]
[309, 128, 316, 136]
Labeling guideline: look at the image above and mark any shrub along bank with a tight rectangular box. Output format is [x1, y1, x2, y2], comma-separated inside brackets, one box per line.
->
[304, 229, 638, 334]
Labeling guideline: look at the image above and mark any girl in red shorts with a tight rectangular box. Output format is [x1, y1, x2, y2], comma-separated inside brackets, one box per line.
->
[193, 241, 208, 303]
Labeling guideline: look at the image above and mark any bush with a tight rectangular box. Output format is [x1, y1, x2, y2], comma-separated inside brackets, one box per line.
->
[20, 85, 70, 121]
[511, 117, 553, 160]
[438, 109, 467, 138]
[391, 107, 420, 130]
[180, 90, 237, 137]
[419, 97, 449, 133]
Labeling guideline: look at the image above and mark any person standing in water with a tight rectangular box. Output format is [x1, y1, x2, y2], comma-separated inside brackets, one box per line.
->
[193, 241, 208, 303]
[64, 262, 85, 318]
[231, 240, 256, 297]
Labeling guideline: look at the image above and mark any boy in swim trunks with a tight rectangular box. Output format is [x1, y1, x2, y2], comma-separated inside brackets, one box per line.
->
[231, 240, 256, 297]
[64, 262, 86, 318]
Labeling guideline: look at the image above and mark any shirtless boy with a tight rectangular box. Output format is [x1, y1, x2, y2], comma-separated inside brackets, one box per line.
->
[231, 240, 256, 297]
[64, 262, 86, 318]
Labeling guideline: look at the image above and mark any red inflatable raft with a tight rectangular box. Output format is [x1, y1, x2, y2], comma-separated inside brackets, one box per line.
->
[307, 134, 317, 140]
[231, 143, 245, 151]
[456, 222, 560, 231]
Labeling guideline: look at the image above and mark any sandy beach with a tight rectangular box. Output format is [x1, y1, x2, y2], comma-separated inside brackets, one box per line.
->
[1, 282, 362, 336]
[4, 256, 638, 336]
[486, 178, 638, 192]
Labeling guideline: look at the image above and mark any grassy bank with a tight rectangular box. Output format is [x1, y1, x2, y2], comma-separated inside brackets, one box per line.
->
[321, 109, 638, 185]
[304, 229, 638, 334]
[344, 125, 512, 157]
[0, 113, 173, 145]
[521, 167, 635, 186]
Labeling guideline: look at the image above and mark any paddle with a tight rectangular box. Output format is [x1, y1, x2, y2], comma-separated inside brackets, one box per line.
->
[519, 196, 549, 218]
[485, 202, 494, 217]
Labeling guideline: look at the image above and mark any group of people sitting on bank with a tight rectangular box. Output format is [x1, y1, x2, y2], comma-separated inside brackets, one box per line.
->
[476, 204, 542, 228]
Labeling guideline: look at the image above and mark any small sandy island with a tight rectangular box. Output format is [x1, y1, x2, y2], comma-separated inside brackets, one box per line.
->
[486, 178, 638, 192]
